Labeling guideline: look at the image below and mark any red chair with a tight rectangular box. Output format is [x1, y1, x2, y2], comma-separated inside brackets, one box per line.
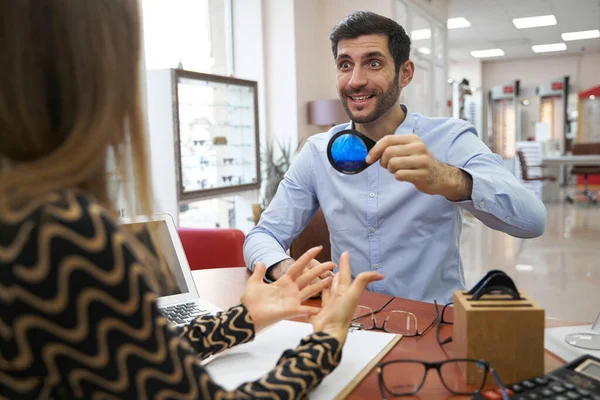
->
[177, 228, 245, 270]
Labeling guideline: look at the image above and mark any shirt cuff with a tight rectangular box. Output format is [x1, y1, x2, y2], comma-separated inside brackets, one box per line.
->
[454, 166, 498, 214]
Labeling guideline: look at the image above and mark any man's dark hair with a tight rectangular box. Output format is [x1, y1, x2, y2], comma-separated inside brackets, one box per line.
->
[329, 11, 411, 73]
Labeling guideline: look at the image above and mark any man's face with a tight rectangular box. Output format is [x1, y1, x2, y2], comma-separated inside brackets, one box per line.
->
[335, 34, 403, 124]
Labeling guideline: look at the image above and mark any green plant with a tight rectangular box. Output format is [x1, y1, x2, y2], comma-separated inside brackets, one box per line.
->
[259, 136, 305, 212]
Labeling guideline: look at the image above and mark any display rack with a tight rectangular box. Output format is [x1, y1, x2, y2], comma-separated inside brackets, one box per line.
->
[172, 69, 260, 201]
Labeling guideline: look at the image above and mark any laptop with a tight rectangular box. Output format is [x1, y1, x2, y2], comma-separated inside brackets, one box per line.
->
[120, 214, 223, 326]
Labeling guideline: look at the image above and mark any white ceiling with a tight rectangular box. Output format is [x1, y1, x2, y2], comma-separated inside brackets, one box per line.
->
[447, 0, 600, 62]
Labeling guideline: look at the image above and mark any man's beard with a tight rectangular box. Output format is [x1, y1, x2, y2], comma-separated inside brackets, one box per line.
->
[340, 73, 400, 124]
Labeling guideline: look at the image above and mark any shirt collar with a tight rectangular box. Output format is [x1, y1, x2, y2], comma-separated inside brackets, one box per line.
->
[348, 104, 414, 135]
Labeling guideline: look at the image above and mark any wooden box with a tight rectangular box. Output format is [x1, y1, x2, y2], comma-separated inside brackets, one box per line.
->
[453, 290, 545, 385]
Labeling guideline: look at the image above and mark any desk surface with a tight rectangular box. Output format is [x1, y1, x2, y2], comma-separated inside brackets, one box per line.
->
[542, 154, 600, 165]
[192, 267, 586, 399]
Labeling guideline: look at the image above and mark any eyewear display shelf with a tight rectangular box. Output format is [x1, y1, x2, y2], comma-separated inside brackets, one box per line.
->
[147, 68, 261, 209]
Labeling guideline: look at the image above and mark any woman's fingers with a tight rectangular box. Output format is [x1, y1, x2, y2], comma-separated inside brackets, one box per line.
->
[337, 251, 352, 287]
[249, 262, 267, 283]
[295, 261, 336, 288]
[300, 276, 333, 301]
[285, 246, 323, 280]
[348, 272, 384, 299]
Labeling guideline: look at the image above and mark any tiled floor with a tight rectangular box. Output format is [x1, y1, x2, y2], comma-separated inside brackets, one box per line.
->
[460, 200, 600, 322]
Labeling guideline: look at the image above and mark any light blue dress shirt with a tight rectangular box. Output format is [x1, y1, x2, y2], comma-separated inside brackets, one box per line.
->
[244, 105, 547, 303]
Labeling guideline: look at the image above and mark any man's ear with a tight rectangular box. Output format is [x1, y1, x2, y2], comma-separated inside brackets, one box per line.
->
[399, 60, 414, 88]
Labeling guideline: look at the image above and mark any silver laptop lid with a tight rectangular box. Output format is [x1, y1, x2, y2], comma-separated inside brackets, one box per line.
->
[119, 214, 200, 307]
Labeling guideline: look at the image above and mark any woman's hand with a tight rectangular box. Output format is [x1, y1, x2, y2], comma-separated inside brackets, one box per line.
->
[309, 251, 384, 346]
[241, 246, 335, 333]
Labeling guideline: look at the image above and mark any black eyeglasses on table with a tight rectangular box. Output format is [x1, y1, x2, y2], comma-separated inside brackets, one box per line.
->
[436, 301, 453, 345]
[351, 297, 440, 337]
[377, 358, 511, 400]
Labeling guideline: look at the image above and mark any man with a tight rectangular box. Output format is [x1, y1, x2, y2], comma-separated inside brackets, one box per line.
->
[244, 11, 546, 303]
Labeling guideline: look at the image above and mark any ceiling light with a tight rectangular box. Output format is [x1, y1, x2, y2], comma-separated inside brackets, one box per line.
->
[532, 43, 567, 53]
[417, 47, 431, 55]
[513, 14, 557, 29]
[562, 29, 600, 41]
[516, 264, 534, 272]
[591, 95, 597, 100]
[470, 48, 505, 58]
[411, 29, 431, 40]
[447, 17, 471, 29]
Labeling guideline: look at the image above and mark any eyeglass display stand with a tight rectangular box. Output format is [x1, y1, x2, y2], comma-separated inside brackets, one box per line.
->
[453, 290, 545, 386]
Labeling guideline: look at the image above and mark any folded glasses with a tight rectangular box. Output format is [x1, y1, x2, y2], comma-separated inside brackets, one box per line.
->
[351, 298, 440, 337]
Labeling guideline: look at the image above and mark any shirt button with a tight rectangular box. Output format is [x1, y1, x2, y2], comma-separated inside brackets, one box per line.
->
[370, 227, 376, 233]
[373, 264, 379, 269]
[478, 201, 484, 208]
[369, 192, 375, 198]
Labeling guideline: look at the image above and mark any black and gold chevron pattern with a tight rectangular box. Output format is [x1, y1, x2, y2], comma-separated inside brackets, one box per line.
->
[0, 190, 341, 399]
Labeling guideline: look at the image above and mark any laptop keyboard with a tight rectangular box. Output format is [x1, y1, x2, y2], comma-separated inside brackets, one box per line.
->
[158, 302, 209, 325]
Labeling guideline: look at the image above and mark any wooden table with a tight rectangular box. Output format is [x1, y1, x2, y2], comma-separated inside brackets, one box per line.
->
[192, 267, 584, 399]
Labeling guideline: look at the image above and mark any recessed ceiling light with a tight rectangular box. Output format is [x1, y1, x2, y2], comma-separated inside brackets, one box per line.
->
[561, 29, 600, 41]
[513, 14, 557, 29]
[516, 264, 534, 272]
[411, 29, 431, 40]
[470, 48, 505, 58]
[532, 43, 567, 53]
[417, 47, 431, 55]
[447, 17, 471, 29]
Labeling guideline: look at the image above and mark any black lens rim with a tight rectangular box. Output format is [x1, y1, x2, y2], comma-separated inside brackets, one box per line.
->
[326, 129, 376, 175]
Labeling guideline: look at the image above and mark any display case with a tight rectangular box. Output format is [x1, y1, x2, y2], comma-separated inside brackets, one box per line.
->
[172, 69, 260, 200]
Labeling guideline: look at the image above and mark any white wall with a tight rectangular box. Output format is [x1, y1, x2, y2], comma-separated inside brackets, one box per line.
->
[262, 0, 299, 150]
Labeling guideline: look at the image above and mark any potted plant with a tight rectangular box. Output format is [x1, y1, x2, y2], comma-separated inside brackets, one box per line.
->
[252, 137, 301, 224]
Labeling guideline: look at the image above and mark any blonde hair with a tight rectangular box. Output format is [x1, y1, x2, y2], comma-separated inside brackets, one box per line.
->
[0, 0, 151, 214]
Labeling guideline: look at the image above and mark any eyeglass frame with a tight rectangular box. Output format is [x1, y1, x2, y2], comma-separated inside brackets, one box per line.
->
[436, 301, 453, 345]
[351, 298, 440, 337]
[376, 358, 510, 400]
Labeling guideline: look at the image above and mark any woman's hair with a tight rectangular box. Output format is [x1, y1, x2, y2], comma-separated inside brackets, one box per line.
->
[0, 0, 151, 214]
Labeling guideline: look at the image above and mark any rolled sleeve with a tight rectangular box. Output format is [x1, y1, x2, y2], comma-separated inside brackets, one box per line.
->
[448, 123, 547, 238]
[243, 140, 320, 274]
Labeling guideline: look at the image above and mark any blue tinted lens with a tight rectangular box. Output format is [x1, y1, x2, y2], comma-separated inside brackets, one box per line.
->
[331, 134, 368, 172]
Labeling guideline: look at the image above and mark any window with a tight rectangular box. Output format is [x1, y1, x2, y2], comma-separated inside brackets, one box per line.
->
[142, 0, 229, 74]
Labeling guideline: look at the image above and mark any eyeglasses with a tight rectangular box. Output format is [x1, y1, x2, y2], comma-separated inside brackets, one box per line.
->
[436, 301, 453, 345]
[377, 358, 510, 399]
[351, 299, 440, 337]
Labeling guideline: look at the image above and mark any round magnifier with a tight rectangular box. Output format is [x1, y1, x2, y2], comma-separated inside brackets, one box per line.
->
[327, 129, 376, 174]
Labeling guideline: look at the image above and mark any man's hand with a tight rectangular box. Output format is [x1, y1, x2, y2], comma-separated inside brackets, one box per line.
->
[365, 134, 473, 201]
[241, 246, 335, 332]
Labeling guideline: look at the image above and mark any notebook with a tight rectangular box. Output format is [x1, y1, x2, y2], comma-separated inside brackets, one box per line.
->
[204, 320, 401, 399]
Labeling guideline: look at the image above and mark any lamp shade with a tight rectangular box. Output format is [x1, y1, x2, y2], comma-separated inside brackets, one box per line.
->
[307, 99, 348, 125]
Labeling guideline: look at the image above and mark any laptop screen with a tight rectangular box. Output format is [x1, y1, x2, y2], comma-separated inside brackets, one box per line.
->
[121, 220, 189, 295]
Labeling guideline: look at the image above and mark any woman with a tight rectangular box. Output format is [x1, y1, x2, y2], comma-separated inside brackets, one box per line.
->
[0, 1, 383, 399]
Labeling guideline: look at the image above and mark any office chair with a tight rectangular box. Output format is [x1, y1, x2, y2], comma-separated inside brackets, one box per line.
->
[178, 228, 245, 270]
[516, 150, 557, 183]
[565, 143, 600, 204]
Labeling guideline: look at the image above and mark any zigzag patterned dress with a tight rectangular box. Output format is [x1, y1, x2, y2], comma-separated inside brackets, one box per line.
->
[0, 191, 341, 399]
